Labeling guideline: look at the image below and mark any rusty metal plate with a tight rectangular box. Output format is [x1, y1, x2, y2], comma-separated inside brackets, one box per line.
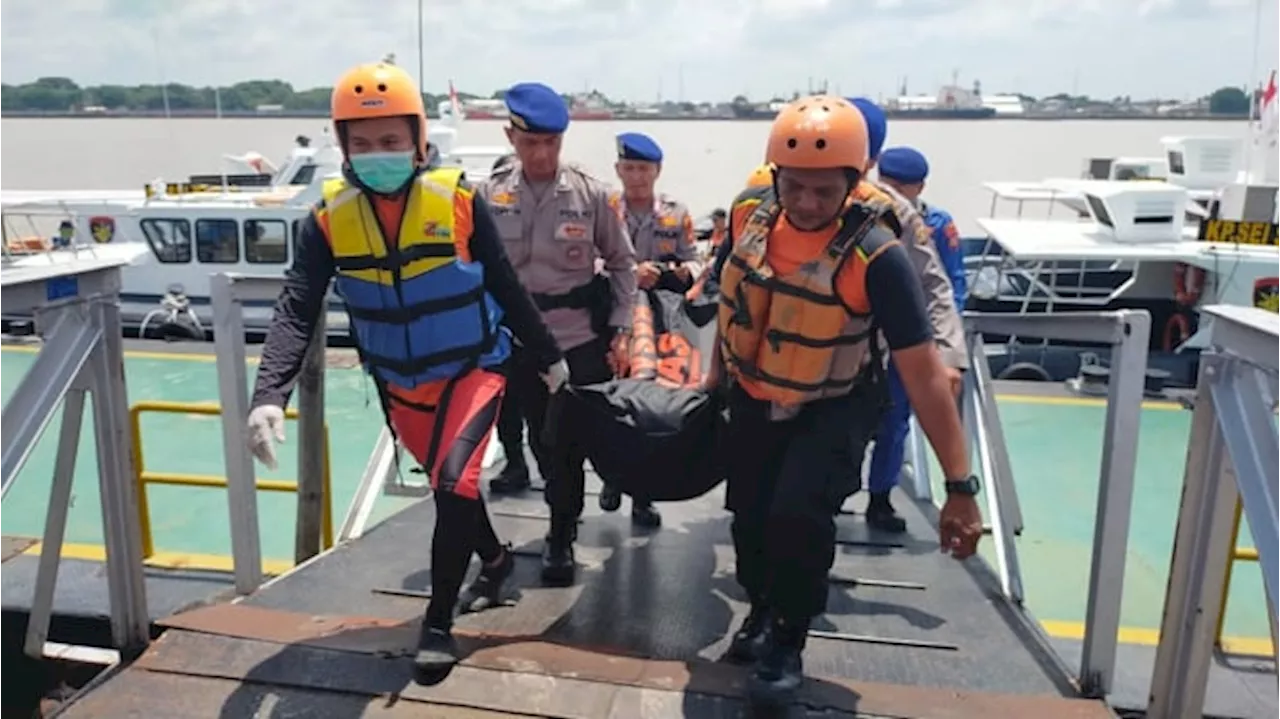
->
[1, 535, 37, 563]
[130, 626, 1113, 719]
[56, 667, 539, 718]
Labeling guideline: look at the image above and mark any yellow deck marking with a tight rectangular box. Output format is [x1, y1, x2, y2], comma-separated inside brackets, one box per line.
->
[1040, 619, 1275, 657]
[22, 541, 293, 576]
[997, 393, 1183, 411]
[2, 344, 248, 364]
[17, 542, 1274, 656]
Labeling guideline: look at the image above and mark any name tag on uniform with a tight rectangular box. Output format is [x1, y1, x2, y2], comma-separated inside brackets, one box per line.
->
[555, 222, 590, 241]
[559, 208, 593, 220]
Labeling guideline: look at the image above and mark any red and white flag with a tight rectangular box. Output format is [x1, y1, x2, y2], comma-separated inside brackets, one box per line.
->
[1256, 70, 1277, 146]
[448, 80, 464, 120]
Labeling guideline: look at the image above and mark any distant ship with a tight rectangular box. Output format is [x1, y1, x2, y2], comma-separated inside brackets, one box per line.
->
[456, 93, 614, 121]
[885, 106, 997, 119]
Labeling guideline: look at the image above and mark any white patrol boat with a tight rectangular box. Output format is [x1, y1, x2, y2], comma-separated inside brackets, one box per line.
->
[964, 74, 1279, 389]
[1, 100, 510, 340]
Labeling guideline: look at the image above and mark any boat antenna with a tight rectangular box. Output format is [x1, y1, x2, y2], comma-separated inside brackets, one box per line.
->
[417, 0, 427, 97]
[215, 87, 229, 194]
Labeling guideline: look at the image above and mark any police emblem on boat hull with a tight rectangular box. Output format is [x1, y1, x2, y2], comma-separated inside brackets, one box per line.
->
[89, 216, 115, 244]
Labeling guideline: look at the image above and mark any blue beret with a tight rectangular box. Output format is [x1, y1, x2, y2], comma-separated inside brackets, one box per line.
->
[504, 82, 569, 134]
[616, 132, 662, 163]
[849, 97, 887, 160]
[878, 146, 930, 183]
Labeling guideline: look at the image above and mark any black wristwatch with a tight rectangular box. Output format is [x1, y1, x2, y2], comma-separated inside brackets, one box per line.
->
[944, 475, 981, 497]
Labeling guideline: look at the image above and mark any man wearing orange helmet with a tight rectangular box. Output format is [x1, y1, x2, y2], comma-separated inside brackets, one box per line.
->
[248, 61, 567, 682]
[705, 95, 983, 704]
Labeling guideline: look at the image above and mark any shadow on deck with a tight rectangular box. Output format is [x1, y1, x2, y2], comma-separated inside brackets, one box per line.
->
[55, 450, 1112, 718]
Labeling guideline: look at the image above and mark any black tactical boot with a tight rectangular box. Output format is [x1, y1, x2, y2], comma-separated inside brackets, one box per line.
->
[489, 453, 531, 494]
[630, 501, 662, 529]
[724, 603, 771, 664]
[748, 616, 808, 706]
[598, 484, 622, 512]
[866, 491, 907, 533]
[413, 620, 461, 685]
[458, 543, 515, 613]
[540, 517, 577, 586]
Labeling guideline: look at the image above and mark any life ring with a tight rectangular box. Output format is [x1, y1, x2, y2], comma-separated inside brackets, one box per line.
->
[1162, 313, 1192, 352]
[1173, 263, 1205, 306]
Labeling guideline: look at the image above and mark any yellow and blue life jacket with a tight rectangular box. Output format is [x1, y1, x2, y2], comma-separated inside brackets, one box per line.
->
[317, 167, 510, 390]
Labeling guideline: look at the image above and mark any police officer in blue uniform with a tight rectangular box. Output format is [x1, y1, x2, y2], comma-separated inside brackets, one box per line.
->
[866, 146, 968, 531]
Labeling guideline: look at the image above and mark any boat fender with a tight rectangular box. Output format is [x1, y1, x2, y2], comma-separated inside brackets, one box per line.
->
[1161, 313, 1192, 352]
[1172, 263, 1205, 306]
[996, 362, 1052, 383]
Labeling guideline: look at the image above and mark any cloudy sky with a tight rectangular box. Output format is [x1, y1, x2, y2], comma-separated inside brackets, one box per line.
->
[2, 0, 1276, 101]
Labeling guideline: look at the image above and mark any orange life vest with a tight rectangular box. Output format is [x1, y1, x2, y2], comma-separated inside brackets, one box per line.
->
[717, 190, 900, 407]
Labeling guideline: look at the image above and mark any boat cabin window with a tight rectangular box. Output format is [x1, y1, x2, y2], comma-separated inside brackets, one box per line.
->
[1167, 151, 1186, 176]
[245, 219, 288, 264]
[139, 218, 192, 264]
[288, 164, 318, 186]
[195, 219, 240, 264]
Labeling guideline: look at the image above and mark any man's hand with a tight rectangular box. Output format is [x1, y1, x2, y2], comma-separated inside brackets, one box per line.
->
[636, 261, 661, 290]
[541, 359, 570, 394]
[945, 366, 964, 398]
[246, 405, 286, 470]
[608, 331, 630, 377]
[938, 494, 982, 559]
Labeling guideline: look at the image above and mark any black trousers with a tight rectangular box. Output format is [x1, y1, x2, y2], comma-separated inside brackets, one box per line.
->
[496, 373, 526, 463]
[507, 336, 613, 521]
[723, 383, 883, 621]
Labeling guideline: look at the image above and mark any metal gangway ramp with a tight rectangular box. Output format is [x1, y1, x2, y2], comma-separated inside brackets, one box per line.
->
[7, 269, 1271, 718]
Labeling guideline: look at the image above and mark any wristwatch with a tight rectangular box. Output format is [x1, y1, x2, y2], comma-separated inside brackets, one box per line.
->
[944, 475, 981, 497]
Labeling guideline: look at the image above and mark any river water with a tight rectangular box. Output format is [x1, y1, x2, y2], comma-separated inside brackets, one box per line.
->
[0, 117, 1247, 235]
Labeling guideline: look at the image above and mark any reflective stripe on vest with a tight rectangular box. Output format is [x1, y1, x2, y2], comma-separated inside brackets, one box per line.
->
[318, 168, 510, 390]
[717, 191, 897, 407]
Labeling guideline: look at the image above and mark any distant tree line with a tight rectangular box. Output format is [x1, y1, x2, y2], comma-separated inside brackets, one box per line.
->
[0, 76, 484, 116]
[0, 76, 1263, 116]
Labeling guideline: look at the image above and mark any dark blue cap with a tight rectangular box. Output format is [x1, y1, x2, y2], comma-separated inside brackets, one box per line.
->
[505, 82, 569, 134]
[616, 132, 662, 163]
[849, 97, 887, 160]
[878, 146, 930, 183]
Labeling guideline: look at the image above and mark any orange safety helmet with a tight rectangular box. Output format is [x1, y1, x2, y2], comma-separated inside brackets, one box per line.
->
[746, 163, 774, 188]
[330, 62, 427, 158]
[765, 95, 869, 173]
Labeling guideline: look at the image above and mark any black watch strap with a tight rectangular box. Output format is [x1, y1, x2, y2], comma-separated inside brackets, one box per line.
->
[945, 475, 981, 496]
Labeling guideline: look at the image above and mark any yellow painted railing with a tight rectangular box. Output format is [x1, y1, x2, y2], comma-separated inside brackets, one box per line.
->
[1215, 497, 1271, 657]
[128, 400, 333, 567]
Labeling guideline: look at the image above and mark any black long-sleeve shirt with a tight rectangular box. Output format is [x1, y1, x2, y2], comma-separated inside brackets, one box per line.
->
[251, 185, 563, 409]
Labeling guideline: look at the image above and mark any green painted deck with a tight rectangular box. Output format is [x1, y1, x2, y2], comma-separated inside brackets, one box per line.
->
[0, 343, 1270, 648]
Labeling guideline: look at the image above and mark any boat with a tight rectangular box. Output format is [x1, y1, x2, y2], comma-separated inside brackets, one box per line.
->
[961, 70, 1279, 388]
[0, 99, 510, 340]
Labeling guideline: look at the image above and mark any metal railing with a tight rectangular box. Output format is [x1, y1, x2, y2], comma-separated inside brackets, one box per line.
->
[128, 400, 333, 563]
[208, 272, 329, 594]
[1, 253, 150, 662]
[903, 309, 1153, 699]
[1214, 497, 1266, 655]
[1148, 305, 1280, 719]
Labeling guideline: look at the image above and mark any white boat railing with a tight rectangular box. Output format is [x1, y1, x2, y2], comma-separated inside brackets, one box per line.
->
[903, 309, 1153, 698]
[1, 255, 151, 665]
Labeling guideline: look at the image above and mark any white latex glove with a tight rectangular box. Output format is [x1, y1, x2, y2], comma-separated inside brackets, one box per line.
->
[541, 359, 570, 394]
[247, 404, 286, 470]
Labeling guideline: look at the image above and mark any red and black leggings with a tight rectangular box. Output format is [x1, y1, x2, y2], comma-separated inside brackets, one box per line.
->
[387, 368, 507, 628]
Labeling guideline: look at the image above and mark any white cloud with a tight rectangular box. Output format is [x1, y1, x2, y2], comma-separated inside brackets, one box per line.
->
[2, 0, 1276, 100]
